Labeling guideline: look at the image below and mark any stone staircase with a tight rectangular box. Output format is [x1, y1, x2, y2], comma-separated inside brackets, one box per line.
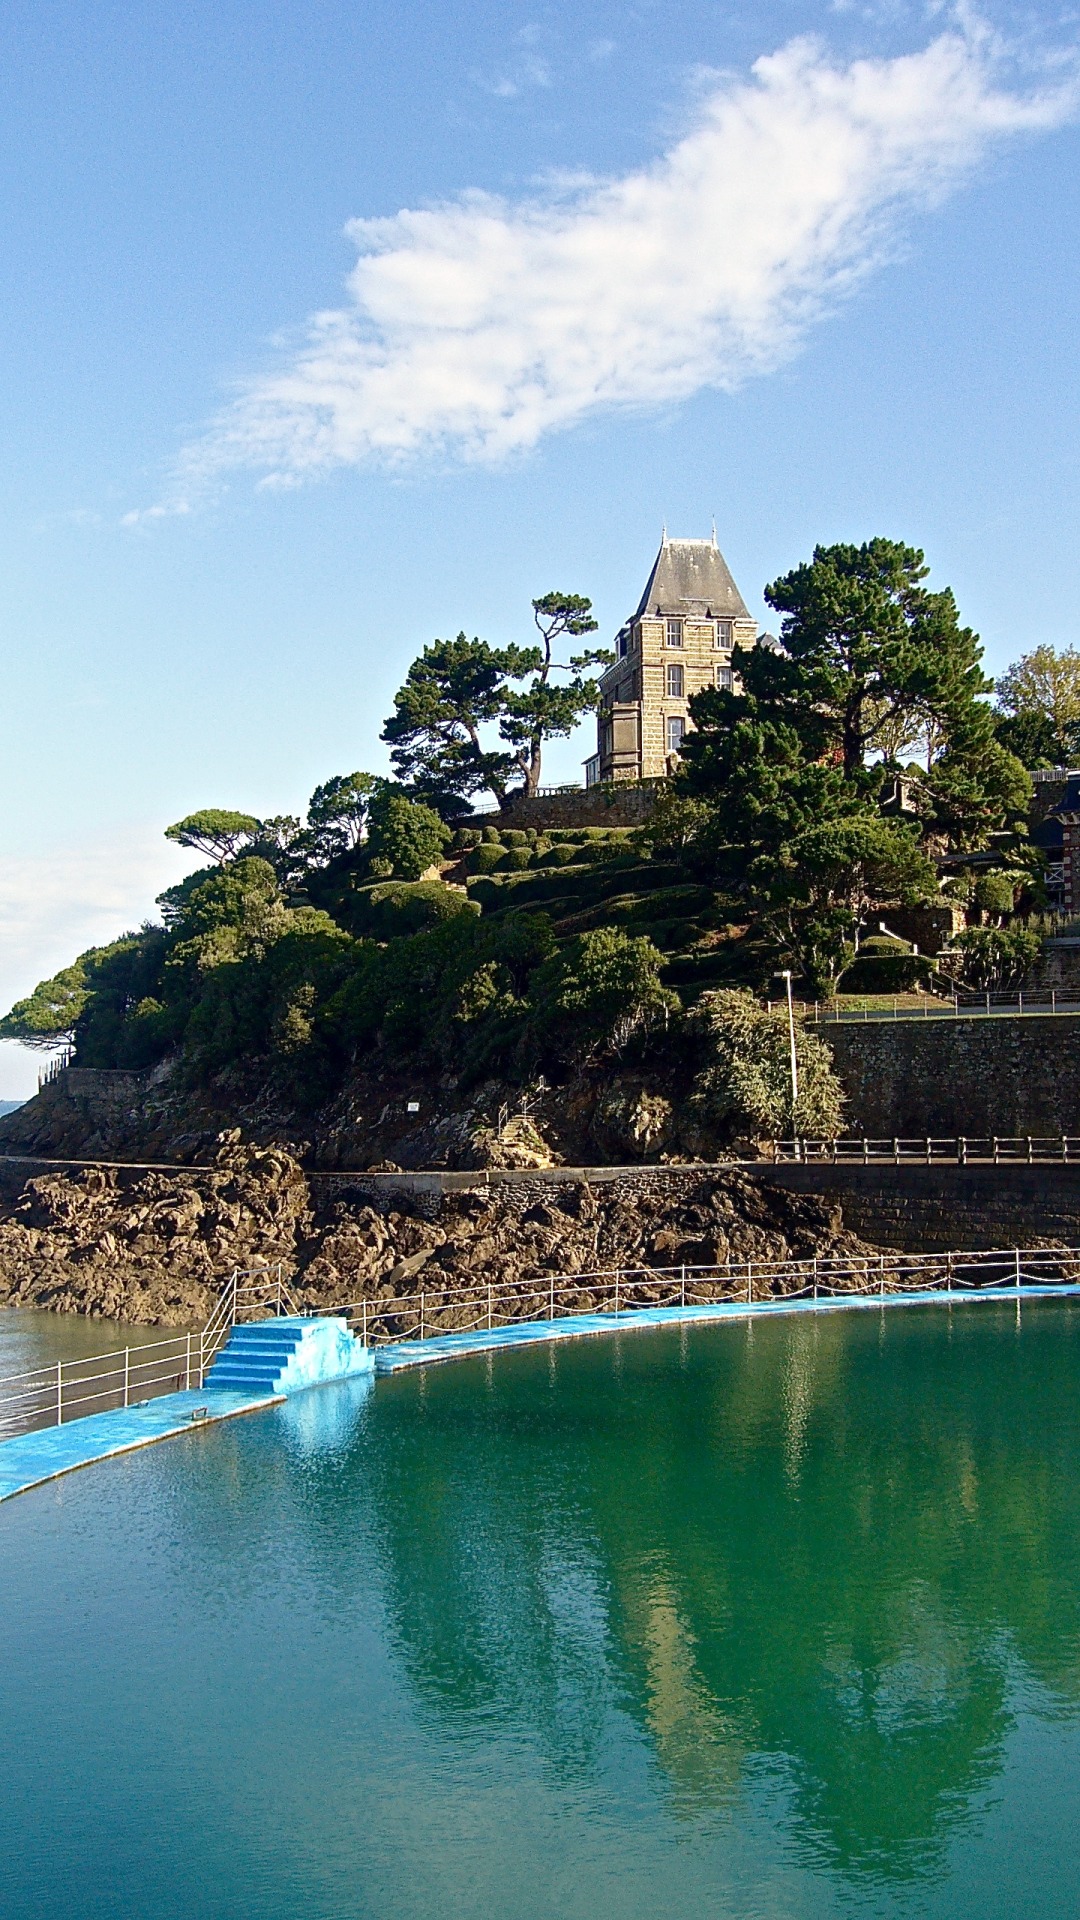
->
[204, 1316, 373, 1397]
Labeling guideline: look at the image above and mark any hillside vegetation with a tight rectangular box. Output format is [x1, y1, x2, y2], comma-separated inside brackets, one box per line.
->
[4, 534, 1067, 1164]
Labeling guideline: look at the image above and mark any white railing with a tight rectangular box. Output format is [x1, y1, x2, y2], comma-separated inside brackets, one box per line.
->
[6, 1246, 1077, 1439]
[772, 1136, 1080, 1165]
[772, 991, 1080, 1024]
[0, 1262, 296, 1443]
[324, 1245, 1080, 1349]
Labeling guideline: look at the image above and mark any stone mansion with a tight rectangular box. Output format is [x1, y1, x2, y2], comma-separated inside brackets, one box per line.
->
[586, 533, 758, 785]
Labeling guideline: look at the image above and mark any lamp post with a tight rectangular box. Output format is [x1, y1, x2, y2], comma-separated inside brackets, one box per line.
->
[778, 969, 799, 1140]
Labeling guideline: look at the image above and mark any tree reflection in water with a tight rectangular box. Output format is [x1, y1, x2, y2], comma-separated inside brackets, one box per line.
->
[351, 1304, 1080, 1885]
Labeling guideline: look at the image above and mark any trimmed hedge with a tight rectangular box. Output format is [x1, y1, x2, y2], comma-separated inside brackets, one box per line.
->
[841, 952, 933, 993]
[466, 843, 505, 875]
[349, 880, 480, 938]
[466, 859, 688, 914]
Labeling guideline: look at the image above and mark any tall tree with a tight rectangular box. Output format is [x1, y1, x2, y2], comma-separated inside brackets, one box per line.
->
[995, 645, 1080, 766]
[305, 773, 376, 861]
[381, 635, 530, 808]
[164, 809, 261, 862]
[686, 539, 1028, 847]
[499, 593, 610, 796]
[760, 539, 998, 781]
[679, 694, 862, 884]
[752, 815, 937, 994]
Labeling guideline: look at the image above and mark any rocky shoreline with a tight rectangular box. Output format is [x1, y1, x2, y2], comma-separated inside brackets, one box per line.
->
[0, 1133, 883, 1326]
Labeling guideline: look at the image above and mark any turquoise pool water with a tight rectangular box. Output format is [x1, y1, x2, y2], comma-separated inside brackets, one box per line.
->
[2, 1300, 1079, 1918]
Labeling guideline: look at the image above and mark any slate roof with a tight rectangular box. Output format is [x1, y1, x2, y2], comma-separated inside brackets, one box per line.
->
[1031, 776, 1080, 851]
[634, 535, 750, 620]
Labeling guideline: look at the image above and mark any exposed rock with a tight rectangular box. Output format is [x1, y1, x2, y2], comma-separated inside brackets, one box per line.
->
[591, 1086, 674, 1159]
[0, 1132, 312, 1324]
[468, 1114, 560, 1170]
[0, 1137, 884, 1325]
[0, 1056, 729, 1172]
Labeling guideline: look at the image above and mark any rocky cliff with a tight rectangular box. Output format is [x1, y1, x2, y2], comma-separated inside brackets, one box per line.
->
[0, 1055, 731, 1172]
[0, 1134, 880, 1325]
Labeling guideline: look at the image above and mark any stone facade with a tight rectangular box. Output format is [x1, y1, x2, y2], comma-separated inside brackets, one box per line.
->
[591, 534, 757, 783]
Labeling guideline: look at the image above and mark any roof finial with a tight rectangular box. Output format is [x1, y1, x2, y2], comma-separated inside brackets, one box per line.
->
[661, 521, 668, 545]
[711, 517, 717, 547]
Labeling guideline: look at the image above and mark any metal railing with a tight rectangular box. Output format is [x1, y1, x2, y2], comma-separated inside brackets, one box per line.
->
[324, 1245, 1080, 1349]
[37, 1049, 74, 1090]
[0, 1263, 296, 1443]
[4, 1247, 1079, 1438]
[771, 991, 1080, 1024]
[772, 1136, 1080, 1165]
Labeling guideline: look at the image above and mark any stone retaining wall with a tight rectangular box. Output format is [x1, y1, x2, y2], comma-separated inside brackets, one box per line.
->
[826, 1013, 1080, 1136]
[5, 1149, 1080, 1254]
[308, 1160, 1080, 1251]
[757, 1163, 1080, 1252]
[474, 782, 663, 830]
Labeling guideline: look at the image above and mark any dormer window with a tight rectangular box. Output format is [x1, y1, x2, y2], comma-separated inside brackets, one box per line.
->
[665, 617, 684, 648]
[714, 619, 733, 648]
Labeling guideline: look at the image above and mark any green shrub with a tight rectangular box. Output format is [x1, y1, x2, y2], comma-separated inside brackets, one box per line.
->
[690, 988, 845, 1137]
[466, 843, 505, 875]
[528, 928, 678, 1060]
[945, 924, 1041, 990]
[856, 933, 911, 955]
[365, 791, 450, 881]
[504, 829, 529, 847]
[498, 846, 533, 872]
[350, 880, 479, 939]
[973, 871, 1017, 918]
[455, 828, 482, 851]
[482, 825, 503, 844]
[841, 952, 930, 993]
[581, 837, 631, 864]
[540, 843, 579, 867]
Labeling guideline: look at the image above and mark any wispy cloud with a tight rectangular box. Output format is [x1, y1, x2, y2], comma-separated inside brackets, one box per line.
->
[473, 22, 553, 99]
[170, 18, 1077, 496]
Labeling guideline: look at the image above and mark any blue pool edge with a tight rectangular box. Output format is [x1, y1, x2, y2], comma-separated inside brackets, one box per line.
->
[0, 1388, 284, 1505]
[4, 1282, 1080, 1505]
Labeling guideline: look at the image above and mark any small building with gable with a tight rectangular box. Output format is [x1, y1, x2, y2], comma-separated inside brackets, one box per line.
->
[586, 533, 758, 785]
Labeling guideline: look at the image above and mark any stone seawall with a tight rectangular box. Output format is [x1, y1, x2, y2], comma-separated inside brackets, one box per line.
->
[3, 1152, 1078, 1266]
[307, 1160, 1080, 1252]
[757, 1164, 1080, 1252]
[825, 1014, 1080, 1137]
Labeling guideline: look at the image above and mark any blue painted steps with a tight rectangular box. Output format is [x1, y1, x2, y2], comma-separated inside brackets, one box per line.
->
[205, 1315, 373, 1396]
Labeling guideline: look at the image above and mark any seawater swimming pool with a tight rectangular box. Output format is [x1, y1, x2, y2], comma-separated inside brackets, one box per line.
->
[2, 1299, 1079, 1918]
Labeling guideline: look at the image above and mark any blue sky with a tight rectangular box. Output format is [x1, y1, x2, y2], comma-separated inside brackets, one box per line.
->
[2, 0, 1079, 1094]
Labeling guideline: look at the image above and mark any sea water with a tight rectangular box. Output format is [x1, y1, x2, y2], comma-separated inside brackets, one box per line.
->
[1, 1300, 1078, 1919]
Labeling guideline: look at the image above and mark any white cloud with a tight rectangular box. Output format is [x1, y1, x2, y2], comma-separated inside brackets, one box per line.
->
[0, 832, 201, 1098]
[177, 19, 1077, 490]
